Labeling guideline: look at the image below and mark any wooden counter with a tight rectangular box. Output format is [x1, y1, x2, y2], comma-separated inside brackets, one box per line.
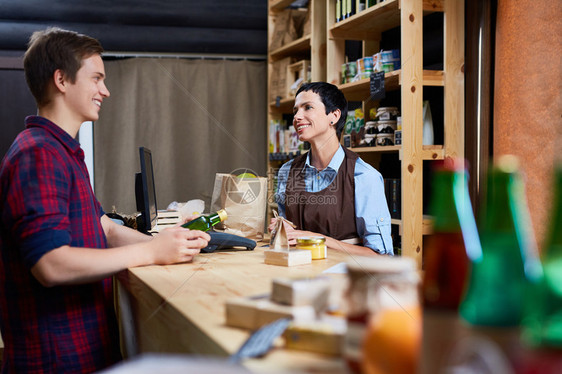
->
[116, 245, 350, 373]
[116, 245, 562, 373]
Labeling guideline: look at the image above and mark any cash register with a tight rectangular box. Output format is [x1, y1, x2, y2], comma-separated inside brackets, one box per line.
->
[135, 146, 256, 252]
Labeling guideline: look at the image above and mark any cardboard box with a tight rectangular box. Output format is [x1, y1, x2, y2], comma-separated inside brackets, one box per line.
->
[269, 57, 292, 102]
[284, 317, 346, 356]
[286, 60, 310, 97]
[271, 276, 331, 312]
[225, 294, 316, 330]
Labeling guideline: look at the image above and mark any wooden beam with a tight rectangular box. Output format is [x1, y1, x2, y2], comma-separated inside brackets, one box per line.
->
[400, 0, 424, 268]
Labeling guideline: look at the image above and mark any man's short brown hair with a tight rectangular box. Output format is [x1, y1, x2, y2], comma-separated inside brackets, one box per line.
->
[23, 27, 104, 107]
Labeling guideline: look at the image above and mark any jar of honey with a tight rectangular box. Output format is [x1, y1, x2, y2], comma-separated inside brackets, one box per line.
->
[296, 237, 327, 260]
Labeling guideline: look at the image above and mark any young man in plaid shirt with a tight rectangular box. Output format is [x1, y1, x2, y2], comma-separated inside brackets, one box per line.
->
[0, 28, 210, 373]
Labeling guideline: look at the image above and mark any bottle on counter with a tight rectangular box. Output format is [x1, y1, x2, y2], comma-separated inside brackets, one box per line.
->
[459, 155, 542, 327]
[182, 209, 227, 232]
[522, 164, 562, 348]
[422, 158, 479, 310]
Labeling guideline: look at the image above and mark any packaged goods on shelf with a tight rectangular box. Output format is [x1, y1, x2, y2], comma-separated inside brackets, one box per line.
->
[373, 49, 401, 73]
[375, 106, 400, 121]
[270, 57, 292, 102]
[287, 60, 311, 97]
[356, 56, 374, 79]
[344, 111, 356, 135]
[270, 119, 303, 155]
[376, 133, 394, 146]
[385, 179, 401, 219]
[269, 9, 308, 51]
[377, 120, 397, 133]
[395, 130, 402, 145]
[288, 127, 299, 153]
[341, 61, 358, 84]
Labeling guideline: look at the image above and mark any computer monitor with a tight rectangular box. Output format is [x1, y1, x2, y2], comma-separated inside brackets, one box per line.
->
[135, 147, 158, 234]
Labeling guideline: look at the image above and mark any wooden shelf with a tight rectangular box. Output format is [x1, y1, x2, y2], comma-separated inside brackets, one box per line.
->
[269, 97, 294, 113]
[329, 0, 443, 40]
[351, 145, 401, 153]
[270, 35, 311, 60]
[392, 216, 434, 236]
[269, 151, 303, 162]
[269, 0, 295, 12]
[351, 145, 444, 160]
[338, 70, 444, 101]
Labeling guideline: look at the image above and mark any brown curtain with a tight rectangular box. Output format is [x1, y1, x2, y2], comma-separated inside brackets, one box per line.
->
[93, 58, 267, 215]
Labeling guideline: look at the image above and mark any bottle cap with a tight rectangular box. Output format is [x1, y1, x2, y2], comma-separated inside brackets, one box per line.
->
[494, 154, 519, 173]
[217, 209, 228, 222]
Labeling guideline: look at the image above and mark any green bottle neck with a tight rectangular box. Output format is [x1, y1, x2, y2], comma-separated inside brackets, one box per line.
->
[208, 212, 221, 226]
[480, 171, 517, 233]
[430, 170, 462, 231]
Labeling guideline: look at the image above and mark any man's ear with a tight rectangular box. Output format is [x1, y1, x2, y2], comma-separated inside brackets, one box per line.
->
[53, 69, 67, 93]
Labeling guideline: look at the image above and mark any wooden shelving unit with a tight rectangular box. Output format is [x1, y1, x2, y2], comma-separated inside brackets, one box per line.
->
[267, 0, 464, 268]
[266, 0, 327, 218]
[326, 0, 464, 267]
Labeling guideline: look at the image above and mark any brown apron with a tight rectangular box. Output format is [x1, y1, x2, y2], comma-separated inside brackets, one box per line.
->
[285, 147, 359, 241]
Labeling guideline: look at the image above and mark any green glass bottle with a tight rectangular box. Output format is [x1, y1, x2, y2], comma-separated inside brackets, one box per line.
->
[459, 155, 541, 326]
[423, 159, 480, 309]
[182, 209, 227, 232]
[522, 165, 562, 347]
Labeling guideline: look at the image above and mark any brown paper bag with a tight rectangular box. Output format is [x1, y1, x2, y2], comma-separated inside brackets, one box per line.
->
[269, 10, 291, 51]
[269, 210, 296, 251]
[210, 173, 267, 240]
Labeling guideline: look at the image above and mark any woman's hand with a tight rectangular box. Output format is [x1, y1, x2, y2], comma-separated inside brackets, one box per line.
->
[268, 217, 278, 233]
[284, 227, 321, 245]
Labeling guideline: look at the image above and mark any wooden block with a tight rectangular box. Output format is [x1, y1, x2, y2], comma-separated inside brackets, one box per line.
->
[225, 294, 316, 330]
[271, 276, 331, 312]
[284, 316, 346, 356]
[264, 249, 312, 267]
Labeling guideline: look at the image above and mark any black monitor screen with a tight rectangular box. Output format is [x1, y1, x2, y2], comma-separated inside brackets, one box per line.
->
[135, 147, 158, 233]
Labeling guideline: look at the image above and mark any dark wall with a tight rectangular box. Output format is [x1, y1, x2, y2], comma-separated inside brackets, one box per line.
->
[0, 68, 36, 160]
[0, 1, 268, 55]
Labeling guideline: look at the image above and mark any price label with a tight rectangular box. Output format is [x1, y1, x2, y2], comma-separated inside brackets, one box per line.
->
[370, 71, 385, 100]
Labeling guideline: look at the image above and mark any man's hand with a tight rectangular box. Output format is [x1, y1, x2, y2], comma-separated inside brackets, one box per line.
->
[150, 227, 210, 264]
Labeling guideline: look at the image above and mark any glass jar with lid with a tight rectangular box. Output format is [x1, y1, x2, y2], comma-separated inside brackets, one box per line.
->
[296, 237, 327, 260]
[343, 256, 421, 373]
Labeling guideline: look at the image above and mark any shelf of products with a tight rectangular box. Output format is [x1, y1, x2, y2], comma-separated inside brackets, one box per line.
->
[338, 69, 444, 101]
[329, 0, 443, 40]
[266, 0, 464, 267]
[325, 0, 464, 267]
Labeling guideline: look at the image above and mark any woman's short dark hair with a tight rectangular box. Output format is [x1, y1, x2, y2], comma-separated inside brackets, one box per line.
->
[23, 27, 104, 107]
[296, 82, 348, 139]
